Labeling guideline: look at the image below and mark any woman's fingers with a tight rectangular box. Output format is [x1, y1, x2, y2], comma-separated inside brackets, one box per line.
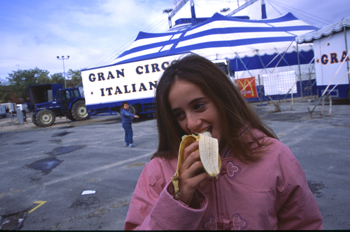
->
[177, 169, 209, 205]
[176, 140, 214, 205]
[181, 161, 208, 187]
[181, 141, 199, 168]
[180, 141, 207, 181]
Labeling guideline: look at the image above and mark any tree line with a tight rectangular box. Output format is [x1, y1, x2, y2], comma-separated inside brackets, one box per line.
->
[0, 68, 82, 103]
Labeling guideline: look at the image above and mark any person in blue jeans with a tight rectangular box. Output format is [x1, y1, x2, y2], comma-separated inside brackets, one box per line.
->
[121, 101, 139, 147]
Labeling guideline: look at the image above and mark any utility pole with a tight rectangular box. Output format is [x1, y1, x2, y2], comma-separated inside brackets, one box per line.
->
[57, 55, 70, 88]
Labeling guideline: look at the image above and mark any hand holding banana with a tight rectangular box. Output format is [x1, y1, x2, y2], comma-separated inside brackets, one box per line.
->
[171, 131, 221, 205]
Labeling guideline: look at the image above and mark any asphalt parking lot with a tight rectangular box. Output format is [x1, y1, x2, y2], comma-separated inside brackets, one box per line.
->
[0, 98, 349, 230]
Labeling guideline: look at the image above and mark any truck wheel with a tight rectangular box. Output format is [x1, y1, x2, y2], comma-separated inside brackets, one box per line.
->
[66, 112, 76, 121]
[71, 100, 89, 121]
[31, 113, 39, 126]
[36, 109, 56, 127]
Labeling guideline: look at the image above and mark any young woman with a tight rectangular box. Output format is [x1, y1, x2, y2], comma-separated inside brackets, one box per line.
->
[124, 54, 323, 230]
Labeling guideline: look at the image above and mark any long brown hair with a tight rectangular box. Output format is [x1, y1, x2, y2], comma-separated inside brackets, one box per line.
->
[152, 54, 277, 162]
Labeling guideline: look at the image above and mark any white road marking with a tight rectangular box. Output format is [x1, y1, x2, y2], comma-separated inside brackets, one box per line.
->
[42, 151, 154, 187]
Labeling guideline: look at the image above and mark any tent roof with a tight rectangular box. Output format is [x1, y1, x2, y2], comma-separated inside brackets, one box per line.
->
[298, 15, 350, 43]
[111, 12, 318, 67]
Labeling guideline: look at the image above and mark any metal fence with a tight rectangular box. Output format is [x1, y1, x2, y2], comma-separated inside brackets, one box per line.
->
[233, 63, 317, 103]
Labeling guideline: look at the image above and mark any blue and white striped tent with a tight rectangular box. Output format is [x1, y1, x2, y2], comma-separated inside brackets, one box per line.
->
[113, 12, 318, 73]
[81, 11, 320, 114]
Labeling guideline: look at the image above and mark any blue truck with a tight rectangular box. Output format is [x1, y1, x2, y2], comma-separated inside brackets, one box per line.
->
[28, 83, 90, 127]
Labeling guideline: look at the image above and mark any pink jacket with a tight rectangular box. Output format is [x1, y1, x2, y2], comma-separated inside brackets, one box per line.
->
[124, 128, 323, 230]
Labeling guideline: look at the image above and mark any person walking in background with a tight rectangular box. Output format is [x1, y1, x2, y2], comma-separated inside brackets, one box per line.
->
[121, 101, 139, 148]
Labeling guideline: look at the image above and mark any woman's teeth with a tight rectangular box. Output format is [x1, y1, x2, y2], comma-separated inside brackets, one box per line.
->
[198, 127, 210, 134]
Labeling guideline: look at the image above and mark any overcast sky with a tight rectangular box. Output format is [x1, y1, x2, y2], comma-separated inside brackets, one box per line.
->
[1, 0, 349, 82]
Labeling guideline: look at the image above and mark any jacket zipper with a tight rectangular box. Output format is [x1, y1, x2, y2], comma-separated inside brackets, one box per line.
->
[214, 175, 221, 229]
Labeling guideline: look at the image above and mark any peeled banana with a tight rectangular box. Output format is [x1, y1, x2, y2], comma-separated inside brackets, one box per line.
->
[171, 131, 221, 198]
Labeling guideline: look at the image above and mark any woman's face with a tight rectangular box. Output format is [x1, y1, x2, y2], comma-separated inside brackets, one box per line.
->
[168, 79, 222, 143]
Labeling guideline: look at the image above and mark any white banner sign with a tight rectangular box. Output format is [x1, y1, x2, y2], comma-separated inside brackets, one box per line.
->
[81, 54, 184, 106]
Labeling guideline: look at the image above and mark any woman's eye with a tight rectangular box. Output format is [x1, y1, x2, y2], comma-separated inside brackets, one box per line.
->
[174, 111, 185, 120]
[194, 103, 205, 111]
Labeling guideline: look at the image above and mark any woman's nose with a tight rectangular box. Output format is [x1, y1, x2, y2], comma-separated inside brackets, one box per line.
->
[186, 113, 201, 133]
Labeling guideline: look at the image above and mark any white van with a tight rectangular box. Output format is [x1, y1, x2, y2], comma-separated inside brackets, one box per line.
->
[0, 105, 6, 118]
[2, 103, 16, 113]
